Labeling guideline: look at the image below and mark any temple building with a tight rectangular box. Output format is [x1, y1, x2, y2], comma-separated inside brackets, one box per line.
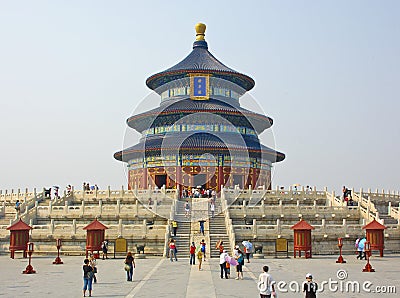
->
[114, 23, 285, 191]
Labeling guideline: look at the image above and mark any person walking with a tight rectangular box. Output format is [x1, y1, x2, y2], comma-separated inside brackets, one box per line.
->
[189, 242, 196, 265]
[169, 238, 177, 261]
[210, 201, 215, 218]
[82, 258, 93, 297]
[356, 237, 366, 260]
[244, 240, 253, 263]
[89, 254, 97, 283]
[101, 239, 109, 259]
[172, 221, 178, 237]
[199, 219, 205, 235]
[219, 250, 229, 279]
[15, 200, 21, 215]
[304, 273, 318, 298]
[235, 248, 244, 280]
[184, 200, 190, 218]
[258, 265, 275, 298]
[124, 252, 135, 281]
[197, 248, 203, 270]
[200, 239, 206, 262]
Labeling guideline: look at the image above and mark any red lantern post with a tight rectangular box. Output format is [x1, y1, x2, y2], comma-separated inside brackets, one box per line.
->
[22, 242, 36, 274]
[362, 241, 375, 272]
[336, 237, 346, 263]
[53, 239, 63, 264]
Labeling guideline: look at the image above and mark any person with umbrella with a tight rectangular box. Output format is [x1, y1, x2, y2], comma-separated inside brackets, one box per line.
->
[356, 237, 366, 260]
[242, 240, 253, 263]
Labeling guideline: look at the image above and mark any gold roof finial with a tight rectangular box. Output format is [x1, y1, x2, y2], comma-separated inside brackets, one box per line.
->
[195, 23, 206, 41]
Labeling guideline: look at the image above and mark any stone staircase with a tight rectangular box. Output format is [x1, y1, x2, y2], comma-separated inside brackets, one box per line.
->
[171, 199, 191, 257]
[375, 204, 398, 225]
[209, 202, 230, 258]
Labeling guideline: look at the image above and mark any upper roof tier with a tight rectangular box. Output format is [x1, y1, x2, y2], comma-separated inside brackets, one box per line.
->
[146, 23, 255, 92]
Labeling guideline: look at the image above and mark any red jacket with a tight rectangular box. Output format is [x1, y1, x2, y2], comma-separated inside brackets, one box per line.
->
[190, 245, 196, 254]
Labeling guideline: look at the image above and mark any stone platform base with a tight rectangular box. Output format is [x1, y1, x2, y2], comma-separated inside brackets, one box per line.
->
[252, 253, 264, 259]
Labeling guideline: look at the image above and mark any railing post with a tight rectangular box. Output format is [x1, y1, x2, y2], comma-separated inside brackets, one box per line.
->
[276, 218, 281, 234]
[142, 219, 147, 235]
[388, 202, 392, 216]
[117, 199, 121, 215]
[107, 186, 111, 198]
[64, 201, 68, 216]
[50, 219, 55, 234]
[72, 219, 76, 235]
[118, 219, 123, 236]
[81, 200, 85, 216]
[121, 185, 124, 198]
[99, 199, 103, 217]
[154, 199, 158, 214]
[252, 219, 257, 237]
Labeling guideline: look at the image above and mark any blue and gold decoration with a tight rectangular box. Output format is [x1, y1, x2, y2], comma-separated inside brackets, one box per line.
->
[114, 23, 285, 191]
[190, 74, 210, 100]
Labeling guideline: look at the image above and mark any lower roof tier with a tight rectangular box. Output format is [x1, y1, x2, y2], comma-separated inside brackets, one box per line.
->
[114, 132, 285, 163]
[126, 98, 273, 134]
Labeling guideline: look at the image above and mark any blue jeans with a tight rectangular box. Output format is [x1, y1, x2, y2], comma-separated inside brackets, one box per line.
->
[126, 264, 133, 281]
[190, 253, 195, 265]
[169, 249, 177, 261]
[83, 277, 93, 291]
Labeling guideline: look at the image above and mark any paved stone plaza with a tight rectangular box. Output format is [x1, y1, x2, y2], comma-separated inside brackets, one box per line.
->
[0, 254, 398, 297]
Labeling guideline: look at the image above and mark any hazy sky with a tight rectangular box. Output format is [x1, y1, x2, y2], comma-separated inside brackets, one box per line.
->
[0, 1, 399, 194]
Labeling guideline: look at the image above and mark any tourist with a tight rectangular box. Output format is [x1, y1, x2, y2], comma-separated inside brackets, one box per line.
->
[304, 273, 318, 298]
[199, 219, 205, 235]
[89, 254, 97, 283]
[82, 258, 93, 297]
[356, 237, 366, 260]
[211, 189, 216, 202]
[172, 220, 178, 236]
[189, 242, 196, 265]
[258, 265, 275, 298]
[95, 184, 99, 191]
[233, 244, 240, 258]
[169, 238, 177, 261]
[83, 182, 87, 191]
[101, 239, 109, 259]
[197, 248, 203, 270]
[15, 200, 21, 214]
[53, 186, 59, 200]
[225, 259, 231, 278]
[235, 248, 244, 280]
[219, 249, 229, 279]
[210, 201, 215, 218]
[200, 239, 206, 261]
[124, 251, 135, 281]
[244, 240, 253, 263]
[66, 185, 72, 196]
[216, 240, 224, 254]
[184, 200, 190, 218]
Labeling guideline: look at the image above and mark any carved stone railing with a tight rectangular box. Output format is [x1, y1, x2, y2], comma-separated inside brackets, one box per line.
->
[221, 188, 236, 254]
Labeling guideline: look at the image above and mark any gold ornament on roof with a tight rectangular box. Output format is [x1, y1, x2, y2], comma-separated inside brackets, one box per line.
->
[195, 23, 206, 41]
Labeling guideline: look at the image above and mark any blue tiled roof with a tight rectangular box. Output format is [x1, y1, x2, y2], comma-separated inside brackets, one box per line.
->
[127, 98, 272, 134]
[114, 132, 285, 163]
[146, 40, 255, 91]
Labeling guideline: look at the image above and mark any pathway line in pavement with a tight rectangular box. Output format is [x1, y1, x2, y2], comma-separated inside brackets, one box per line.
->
[186, 261, 216, 298]
[244, 264, 258, 283]
[125, 258, 165, 298]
